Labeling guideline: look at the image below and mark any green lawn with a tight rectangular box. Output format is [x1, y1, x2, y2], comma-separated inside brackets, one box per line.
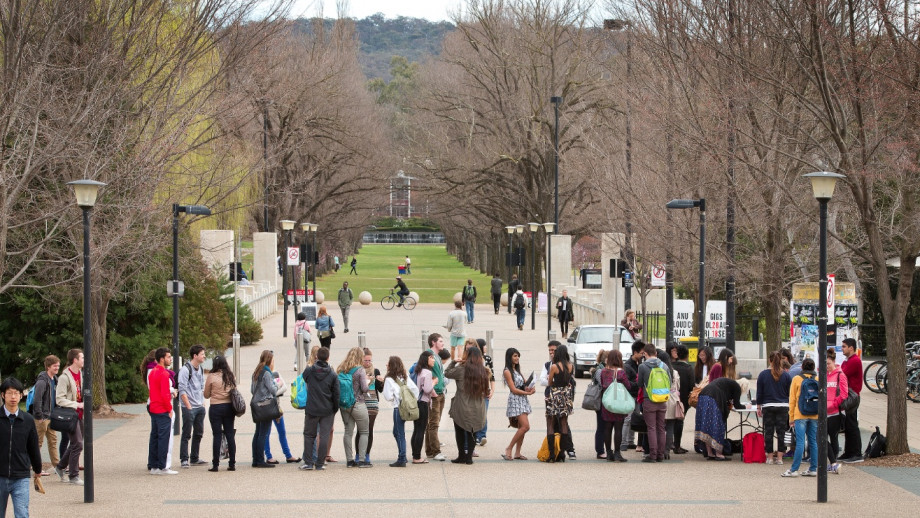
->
[314, 244, 494, 304]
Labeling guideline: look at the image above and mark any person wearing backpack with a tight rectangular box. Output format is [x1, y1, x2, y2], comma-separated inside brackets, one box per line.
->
[695, 377, 746, 461]
[30, 355, 60, 475]
[178, 345, 207, 469]
[300, 347, 339, 471]
[445, 347, 491, 464]
[410, 351, 435, 464]
[359, 348, 384, 466]
[599, 350, 633, 462]
[637, 343, 671, 462]
[336, 348, 370, 468]
[782, 358, 819, 477]
[511, 288, 527, 330]
[382, 356, 419, 468]
[507, 274, 521, 314]
[461, 279, 477, 324]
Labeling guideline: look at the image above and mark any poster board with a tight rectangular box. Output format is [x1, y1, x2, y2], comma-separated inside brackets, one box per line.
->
[790, 282, 858, 363]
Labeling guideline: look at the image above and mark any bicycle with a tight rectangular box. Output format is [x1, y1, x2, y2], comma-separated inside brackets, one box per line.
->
[381, 289, 416, 310]
[864, 342, 920, 396]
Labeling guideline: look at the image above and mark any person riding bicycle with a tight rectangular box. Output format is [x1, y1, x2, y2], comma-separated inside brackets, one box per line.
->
[393, 276, 410, 307]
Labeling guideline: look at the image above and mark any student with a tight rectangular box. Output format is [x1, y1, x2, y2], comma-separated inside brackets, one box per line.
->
[694, 346, 715, 385]
[757, 351, 792, 465]
[146, 348, 176, 476]
[826, 350, 848, 475]
[250, 350, 277, 469]
[54, 350, 88, 484]
[782, 358, 819, 477]
[178, 344, 207, 469]
[839, 338, 863, 463]
[511, 288, 527, 330]
[545, 345, 575, 463]
[445, 302, 466, 360]
[695, 377, 745, 461]
[424, 334, 448, 462]
[502, 348, 535, 461]
[30, 355, 60, 475]
[461, 279, 477, 324]
[204, 355, 237, 472]
[671, 346, 695, 454]
[638, 342, 671, 463]
[539, 340, 578, 460]
[599, 350, 632, 462]
[337, 348, 370, 468]
[410, 351, 435, 464]
[382, 356, 418, 467]
[264, 370, 301, 466]
[473, 338, 495, 448]
[315, 306, 335, 349]
[359, 348, 385, 466]
[708, 349, 737, 382]
[445, 347, 491, 464]
[300, 347, 339, 471]
[0, 377, 43, 517]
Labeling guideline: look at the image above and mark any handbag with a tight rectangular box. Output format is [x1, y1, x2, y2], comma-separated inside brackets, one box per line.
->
[251, 396, 282, 423]
[836, 372, 860, 412]
[581, 370, 603, 411]
[230, 388, 246, 417]
[602, 369, 636, 415]
[674, 399, 686, 420]
[630, 404, 646, 432]
[49, 407, 78, 434]
[328, 327, 336, 339]
[689, 378, 708, 408]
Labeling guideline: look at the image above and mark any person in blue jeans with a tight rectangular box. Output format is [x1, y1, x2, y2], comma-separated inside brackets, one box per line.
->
[782, 358, 819, 477]
[462, 280, 477, 324]
[474, 339, 495, 447]
[265, 415, 301, 464]
[1, 377, 43, 518]
[382, 356, 419, 467]
[511, 289, 527, 330]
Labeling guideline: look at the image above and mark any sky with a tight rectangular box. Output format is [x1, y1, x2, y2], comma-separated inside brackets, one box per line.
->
[288, 0, 462, 22]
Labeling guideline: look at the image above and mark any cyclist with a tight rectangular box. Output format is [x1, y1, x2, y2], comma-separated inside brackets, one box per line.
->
[393, 276, 410, 307]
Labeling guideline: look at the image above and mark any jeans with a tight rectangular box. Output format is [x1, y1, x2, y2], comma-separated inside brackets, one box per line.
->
[180, 406, 206, 463]
[34, 419, 59, 466]
[454, 423, 476, 460]
[475, 398, 489, 441]
[762, 406, 788, 454]
[842, 407, 862, 458]
[465, 300, 475, 322]
[264, 416, 292, 460]
[303, 413, 334, 467]
[515, 308, 526, 328]
[621, 413, 635, 449]
[147, 412, 170, 471]
[411, 401, 430, 460]
[0, 477, 30, 518]
[594, 410, 605, 455]
[642, 400, 667, 460]
[340, 305, 351, 330]
[425, 394, 444, 456]
[252, 420, 272, 465]
[791, 419, 818, 473]
[392, 408, 407, 463]
[559, 317, 570, 337]
[208, 403, 236, 467]
[341, 403, 369, 462]
[827, 414, 842, 463]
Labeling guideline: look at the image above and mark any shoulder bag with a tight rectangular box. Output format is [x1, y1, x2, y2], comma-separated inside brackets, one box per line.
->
[49, 407, 78, 434]
[251, 396, 281, 423]
[581, 369, 603, 411]
[230, 387, 246, 417]
[836, 372, 860, 413]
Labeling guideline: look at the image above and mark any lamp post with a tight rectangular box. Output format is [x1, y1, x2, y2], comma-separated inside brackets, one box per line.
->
[544, 222, 555, 338]
[515, 225, 525, 279]
[550, 96, 562, 232]
[666, 199, 706, 339]
[505, 226, 515, 288]
[261, 100, 270, 232]
[309, 223, 318, 298]
[301, 222, 311, 302]
[528, 223, 540, 330]
[172, 204, 211, 436]
[281, 220, 296, 337]
[67, 179, 104, 504]
[804, 171, 845, 504]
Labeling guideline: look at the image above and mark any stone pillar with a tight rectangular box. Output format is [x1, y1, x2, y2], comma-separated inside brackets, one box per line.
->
[547, 234, 572, 299]
[200, 230, 234, 276]
[602, 233, 626, 326]
[253, 232, 279, 291]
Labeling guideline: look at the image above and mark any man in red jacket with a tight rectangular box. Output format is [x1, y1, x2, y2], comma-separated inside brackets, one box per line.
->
[838, 338, 863, 463]
[148, 348, 176, 475]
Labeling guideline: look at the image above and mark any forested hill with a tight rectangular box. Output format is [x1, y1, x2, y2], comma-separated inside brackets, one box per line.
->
[293, 13, 455, 80]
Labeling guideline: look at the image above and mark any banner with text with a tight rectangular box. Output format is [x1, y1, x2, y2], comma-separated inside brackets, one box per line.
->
[672, 299, 695, 338]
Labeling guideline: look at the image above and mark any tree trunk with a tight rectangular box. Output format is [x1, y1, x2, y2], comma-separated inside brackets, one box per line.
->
[90, 293, 112, 413]
[881, 255, 916, 455]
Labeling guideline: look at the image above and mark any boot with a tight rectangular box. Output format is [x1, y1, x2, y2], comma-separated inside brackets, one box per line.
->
[546, 435, 557, 463]
[560, 433, 573, 462]
[614, 450, 627, 462]
[606, 450, 617, 462]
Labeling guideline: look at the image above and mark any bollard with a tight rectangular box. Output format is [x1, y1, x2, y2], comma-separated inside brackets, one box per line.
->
[358, 331, 367, 349]
[485, 330, 494, 358]
[296, 332, 303, 372]
[548, 330, 557, 342]
[232, 333, 240, 380]
[421, 330, 429, 350]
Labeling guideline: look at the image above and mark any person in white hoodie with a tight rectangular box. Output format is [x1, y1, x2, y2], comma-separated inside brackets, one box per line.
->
[382, 356, 419, 467]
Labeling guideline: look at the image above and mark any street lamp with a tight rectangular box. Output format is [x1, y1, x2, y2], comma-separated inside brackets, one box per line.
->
[67, 179, 104, 504]
[804, 171, 845, 504]
[172, 203, 211, 436]
[300, 222, 311, 302]
[666, 198, 706, 340]
[528, 223, 541, 330]
[515, 225, 525, 279]
[505, 226, 515, 313]
[280, 219, 296, 337]
[307, 223, 319, 299]
[543, 222, 555, 338]
[550, 96, 563, 232]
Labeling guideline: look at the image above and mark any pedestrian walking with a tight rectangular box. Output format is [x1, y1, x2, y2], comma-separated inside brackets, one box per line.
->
[0, 377, 43, 518]
[490, 273, 502, 314]
[338, 282, 353, 333]
[349, 256, 358, 275]
[461, 279, 477, 324]
[556, 290, 574, 338]
[315, 305, 335, 348]
[29, 355, 60, 475]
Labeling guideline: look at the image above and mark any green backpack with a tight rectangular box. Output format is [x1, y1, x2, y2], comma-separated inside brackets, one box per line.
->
[397, 379, 419, 421]
[646, 365, 671, 403]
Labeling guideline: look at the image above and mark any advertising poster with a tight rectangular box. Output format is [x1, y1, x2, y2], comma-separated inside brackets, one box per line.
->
[790, 282, 858, 363]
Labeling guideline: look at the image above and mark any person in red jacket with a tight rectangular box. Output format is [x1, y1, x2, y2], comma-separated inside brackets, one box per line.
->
[838, 338, 863, 463]
[148, 348, 176, 475]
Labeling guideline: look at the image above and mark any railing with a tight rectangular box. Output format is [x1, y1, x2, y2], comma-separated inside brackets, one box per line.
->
[235, 281, 279, 321]
[362, 231, 445, 244]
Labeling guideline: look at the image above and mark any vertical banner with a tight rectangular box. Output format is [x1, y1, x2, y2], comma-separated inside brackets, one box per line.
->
[672, 299, 695, 338]
[705, 300, 727, 340]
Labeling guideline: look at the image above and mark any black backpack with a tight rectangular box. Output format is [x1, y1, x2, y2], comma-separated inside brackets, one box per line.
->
[513, 293, 526, 309]
[865, 426, 886, 458]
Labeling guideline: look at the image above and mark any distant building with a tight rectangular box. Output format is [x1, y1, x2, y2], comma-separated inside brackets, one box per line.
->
[385, 170, 428, 218]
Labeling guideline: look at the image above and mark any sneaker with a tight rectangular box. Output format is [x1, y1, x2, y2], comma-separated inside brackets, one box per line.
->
[828, 463, 841, 474]
[315, 465, 326, 471]
[433, 453, 446, 461]
[841, 454, 863, 464]
[479, 437, 487, 446]
[149, 468, 161, 475]
[346, 461, 357, 468]
[54, 466, 66, 481]
[781, 469, 799, 478]
[160, 469, 179, 475]
[765, 457, 775, 465]
[357, 461, 373, 468]
[801, 470, 817, 477]
[39, 470, 51, 477]
[775, 457, 783, 466]
[191, 460, 208, 466]
[299, 464, 314, 471]
[567, 451, 577, 460]
[68, 477, 84, 485]
[181, 461, 190, 468]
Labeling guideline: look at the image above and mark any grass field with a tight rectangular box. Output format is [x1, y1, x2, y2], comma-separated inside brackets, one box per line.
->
[313, 244, 494, 304]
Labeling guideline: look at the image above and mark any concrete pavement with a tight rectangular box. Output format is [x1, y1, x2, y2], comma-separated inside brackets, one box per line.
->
[29, 302, 920, 517]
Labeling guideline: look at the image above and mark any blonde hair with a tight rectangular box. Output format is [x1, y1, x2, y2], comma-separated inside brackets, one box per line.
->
[337, 347, 364, 374]
[461, 338, 479, 360]
[307, 345, 320, 366]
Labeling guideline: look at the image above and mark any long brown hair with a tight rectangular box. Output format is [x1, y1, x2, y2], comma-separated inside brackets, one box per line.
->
[252, 350, 273, 381]
[606, 349, 624, 369]
[695, 346, 715, 381]
[462, 347, 491, 398]
[718, 349, 737, 380]
[768, 350, 783, 381]
[386, 356, 407, 381]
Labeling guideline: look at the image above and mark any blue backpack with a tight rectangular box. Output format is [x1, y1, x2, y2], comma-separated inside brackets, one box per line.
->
[25, 387, 35, 414]
[291, 373, 308, 410]
[338, 367, 360, 410]
[797, 374, 820, 415]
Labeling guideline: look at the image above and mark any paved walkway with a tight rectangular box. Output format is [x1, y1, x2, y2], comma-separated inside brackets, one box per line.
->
[30, 303, 920, 516]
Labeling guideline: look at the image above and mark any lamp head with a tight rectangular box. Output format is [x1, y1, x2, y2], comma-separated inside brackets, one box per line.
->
[280, 219, 296, 231]
[515, 225, 525, 234]
[528, 222, 540, 232]
[309, 223, 318, 232]
[67, 179, 106, 208]
[505, 226, 515, 234]
[803, 171, 846, 200]
[543, 222, 556, 233]
[666, 199, 700, 210]
[177, 205, 211, 216]
[301, 222, 311, 232]
[550, 96, 563, 104]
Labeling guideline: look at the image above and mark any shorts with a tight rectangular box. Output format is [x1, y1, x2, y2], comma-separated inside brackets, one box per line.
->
[450, 336, 465, 348]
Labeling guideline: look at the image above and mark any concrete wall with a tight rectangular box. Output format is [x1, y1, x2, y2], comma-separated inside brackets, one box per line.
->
[200, 230, 234, 275]
[547, 234, 571, 296]
[252, 232, 279, 291]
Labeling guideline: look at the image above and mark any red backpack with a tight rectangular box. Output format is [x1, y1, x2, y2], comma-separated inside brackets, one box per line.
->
[742, 432, 766, 463]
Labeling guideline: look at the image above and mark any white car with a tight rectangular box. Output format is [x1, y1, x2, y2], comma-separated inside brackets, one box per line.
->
[566, 324, 635, 378]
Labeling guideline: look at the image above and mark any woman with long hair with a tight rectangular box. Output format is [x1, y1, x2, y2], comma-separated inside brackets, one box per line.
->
[502, 348, 534, 461]
[250, 350, 277, 468]
[621, 309, 643, 339]
[410, 350, 436, 464]
[600, 349, 632, 462]
[445, 347, 490, 464]
[695, 346, 715, 384]
[382, 356, 418, 467]
[337, 347, 370, 468]
[592, 349, 609, 459]
[757, 350, 792, 465]
[204, 355, 237, 471]
[545, 345, 575, 462]
[315, 305, 335, 348]
[709, 349, 737, 382]
[359, 348, 385, 465]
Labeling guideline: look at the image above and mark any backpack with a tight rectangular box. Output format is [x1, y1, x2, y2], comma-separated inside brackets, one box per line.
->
[797, 374, 820, 415]
[513, 293, 526, 309]
[25, 386, 35, 415]
[865, 426, 886, 458]
[464, 285, 475, 300]
[397, 379, 419, 421]
[338, 367, 359, 410]
[291, 373, 308, 409]
[742, 432, 766, 463]
[602, 370, 636, 415]
[646, 365, 671, 403]
[537, 433, 565, 462]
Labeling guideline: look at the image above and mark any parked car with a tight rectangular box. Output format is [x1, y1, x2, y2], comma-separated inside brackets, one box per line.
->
[567, 324, 635, 377]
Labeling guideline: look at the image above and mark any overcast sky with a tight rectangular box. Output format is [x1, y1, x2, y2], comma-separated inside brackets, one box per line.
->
[288, 0, 462, 22]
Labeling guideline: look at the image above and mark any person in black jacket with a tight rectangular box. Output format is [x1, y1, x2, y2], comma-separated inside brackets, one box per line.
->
[507, 274, 521, 314]
[300, 347, 340, 471]
[1, 377, 42, 517]
[671, 345, 695, 454]
[31, 355, 61, 472]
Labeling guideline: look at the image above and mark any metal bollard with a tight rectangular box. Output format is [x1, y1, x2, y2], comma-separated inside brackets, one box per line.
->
[232, 333, 240, 380]
[296, 332, 303, 372]
[422, 330, 429, 350]
[485, 330, 494, 358]
[548, 330, 557, 342]
[358, 331, 367, 349]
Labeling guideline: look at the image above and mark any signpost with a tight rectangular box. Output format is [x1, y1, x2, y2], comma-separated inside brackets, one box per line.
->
[287, 246, 300, 266]
[650, 263, 666, 287]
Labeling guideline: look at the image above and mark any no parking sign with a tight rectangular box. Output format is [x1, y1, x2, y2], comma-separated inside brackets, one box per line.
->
[287, 247, 300, 266]
[651, 263, 666, 287]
